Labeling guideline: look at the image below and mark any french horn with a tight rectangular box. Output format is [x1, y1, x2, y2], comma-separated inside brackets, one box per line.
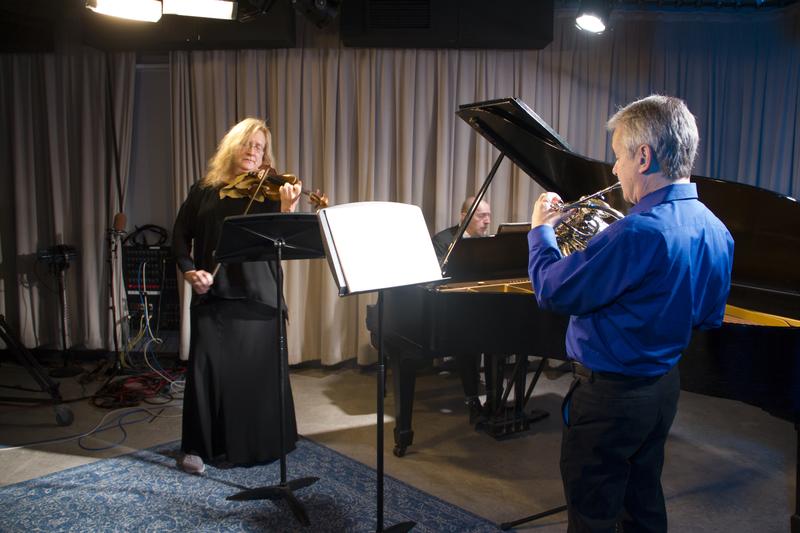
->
[553, 182, 625, 256]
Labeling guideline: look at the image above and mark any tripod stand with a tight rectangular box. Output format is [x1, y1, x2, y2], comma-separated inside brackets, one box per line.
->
[216, 213, 323, 526]
[0, 314, 74, 426]
[37, 245, 82, 378]
[105, 223, 126, 376]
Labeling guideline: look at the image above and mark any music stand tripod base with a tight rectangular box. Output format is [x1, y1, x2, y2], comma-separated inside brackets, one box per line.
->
[500, 504, 567, 530]
[227, 477, 320, 526]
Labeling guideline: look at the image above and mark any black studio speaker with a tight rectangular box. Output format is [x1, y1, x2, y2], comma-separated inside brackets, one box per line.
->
[341, 0, 554, 49]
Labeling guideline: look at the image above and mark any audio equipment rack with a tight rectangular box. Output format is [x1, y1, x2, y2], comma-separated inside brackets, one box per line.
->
[121, 245, 179, 332]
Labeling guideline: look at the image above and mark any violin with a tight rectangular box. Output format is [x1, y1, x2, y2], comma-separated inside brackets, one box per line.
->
[259, 170, 329, 210]
[221, 167, 329, 211]
[211, 168, 329, 277]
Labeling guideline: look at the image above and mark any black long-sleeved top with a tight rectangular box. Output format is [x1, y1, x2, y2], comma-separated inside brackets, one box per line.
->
[431, 225, 458, 261]
[172, 183, 282, 308]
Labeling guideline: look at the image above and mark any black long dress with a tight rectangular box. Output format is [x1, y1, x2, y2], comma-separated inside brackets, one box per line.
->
[172, 183, 297, 465]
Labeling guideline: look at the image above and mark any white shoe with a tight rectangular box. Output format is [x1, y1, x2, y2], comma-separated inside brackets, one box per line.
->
[180, 454, 205, 475]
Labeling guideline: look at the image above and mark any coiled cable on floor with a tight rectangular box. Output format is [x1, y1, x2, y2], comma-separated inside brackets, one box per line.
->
[91, 368, 185, 410]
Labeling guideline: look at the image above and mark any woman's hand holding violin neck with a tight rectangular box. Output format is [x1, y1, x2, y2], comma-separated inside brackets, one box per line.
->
[280, 180, 302, 213]
[184, 269, 214, 295]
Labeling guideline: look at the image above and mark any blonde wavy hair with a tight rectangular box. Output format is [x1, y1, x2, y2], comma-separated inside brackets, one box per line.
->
[200, 118, 275, 188]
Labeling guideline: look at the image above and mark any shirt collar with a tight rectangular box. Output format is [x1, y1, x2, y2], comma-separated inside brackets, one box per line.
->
[629, 182, 698, 215]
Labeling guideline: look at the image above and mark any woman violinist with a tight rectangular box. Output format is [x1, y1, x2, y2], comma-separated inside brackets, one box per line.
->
[172, 118, 303, 474]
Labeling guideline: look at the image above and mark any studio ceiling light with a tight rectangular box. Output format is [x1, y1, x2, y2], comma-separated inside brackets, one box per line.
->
[575, 0, 610, 34]
[85, 0, 162, 22]
[162, 0, 238, 20]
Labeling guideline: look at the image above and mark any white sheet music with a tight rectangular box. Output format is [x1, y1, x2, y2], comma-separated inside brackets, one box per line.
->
[318, 202, 443, 295]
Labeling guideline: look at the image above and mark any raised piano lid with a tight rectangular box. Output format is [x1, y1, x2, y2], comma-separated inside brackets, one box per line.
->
[455, 97, 627, 211]
[449, 97, 800, 321]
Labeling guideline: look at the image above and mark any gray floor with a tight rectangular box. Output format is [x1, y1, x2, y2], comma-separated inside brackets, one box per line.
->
[0, 355, 795, 532]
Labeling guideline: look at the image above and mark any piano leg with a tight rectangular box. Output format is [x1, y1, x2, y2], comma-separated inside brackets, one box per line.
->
[484, 353, 503, 420]
[389, 351, 425, 457]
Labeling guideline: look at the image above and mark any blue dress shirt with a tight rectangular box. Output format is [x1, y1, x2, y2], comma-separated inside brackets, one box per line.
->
[528, 183, 734, 376]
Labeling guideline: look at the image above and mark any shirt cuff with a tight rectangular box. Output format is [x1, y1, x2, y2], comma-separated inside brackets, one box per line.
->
[528, 224, 559, 250]
[176, 258, 196, 273]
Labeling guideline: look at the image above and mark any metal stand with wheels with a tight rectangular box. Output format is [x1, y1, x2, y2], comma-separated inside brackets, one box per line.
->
[0, 314, 74, 426]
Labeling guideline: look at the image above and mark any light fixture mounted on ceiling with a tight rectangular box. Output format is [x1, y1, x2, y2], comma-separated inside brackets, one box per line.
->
[85, 0, 163, 23]
[162, 0, 238, 20]
[575, 0, 611, 34]
[85, 0, 239, 23]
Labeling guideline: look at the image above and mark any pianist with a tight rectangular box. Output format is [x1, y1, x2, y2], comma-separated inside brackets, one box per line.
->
[431, 196, 491, 420]
[527, 95, 734, 532]
[431, 196, 492, 257]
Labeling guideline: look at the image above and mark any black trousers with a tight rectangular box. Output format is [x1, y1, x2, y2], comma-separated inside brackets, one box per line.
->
[457, 353, 481, 399]
[560, 364, 680, 533]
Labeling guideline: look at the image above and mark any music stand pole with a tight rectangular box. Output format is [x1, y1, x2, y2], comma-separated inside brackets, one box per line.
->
[227, 234, 318, 526]
[277, 241, 288, 486]
[376, 292, 415, 533]
[317, 201, 444, 531]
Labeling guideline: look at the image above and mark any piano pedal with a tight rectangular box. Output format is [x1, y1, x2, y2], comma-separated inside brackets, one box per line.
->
[479, 406, 549, 440]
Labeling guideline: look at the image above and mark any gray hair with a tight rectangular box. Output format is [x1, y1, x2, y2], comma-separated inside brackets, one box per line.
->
[607, 95, 699, 180]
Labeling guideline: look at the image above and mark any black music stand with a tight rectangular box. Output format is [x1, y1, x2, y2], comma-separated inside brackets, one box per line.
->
[319, 201, 445, 532]
[214, 212, 323, 526]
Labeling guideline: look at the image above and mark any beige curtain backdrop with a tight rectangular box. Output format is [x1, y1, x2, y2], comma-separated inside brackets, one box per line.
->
[168, 6, 799, 366]
[0, 45, 135, 350]
[1, 6, 797, 361]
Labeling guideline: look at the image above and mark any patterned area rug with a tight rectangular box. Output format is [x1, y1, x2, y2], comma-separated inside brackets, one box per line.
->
[0, 439, 499, 532]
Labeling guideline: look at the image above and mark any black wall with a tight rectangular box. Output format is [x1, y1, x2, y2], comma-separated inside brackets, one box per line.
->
[341, 0, 554, 49]
[0, 0, 297, 52]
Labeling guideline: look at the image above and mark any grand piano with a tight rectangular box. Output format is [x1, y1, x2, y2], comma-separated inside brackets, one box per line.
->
[371, 97, 800, 529]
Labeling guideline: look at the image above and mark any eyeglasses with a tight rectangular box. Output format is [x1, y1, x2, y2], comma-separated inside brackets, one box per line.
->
[241, 141, 265, 154]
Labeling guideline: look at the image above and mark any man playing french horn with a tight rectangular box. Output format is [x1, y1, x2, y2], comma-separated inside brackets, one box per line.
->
[527, 95, 734, 533]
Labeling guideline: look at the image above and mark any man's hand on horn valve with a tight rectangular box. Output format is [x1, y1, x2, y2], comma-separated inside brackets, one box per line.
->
[531, 192, 565, 228]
